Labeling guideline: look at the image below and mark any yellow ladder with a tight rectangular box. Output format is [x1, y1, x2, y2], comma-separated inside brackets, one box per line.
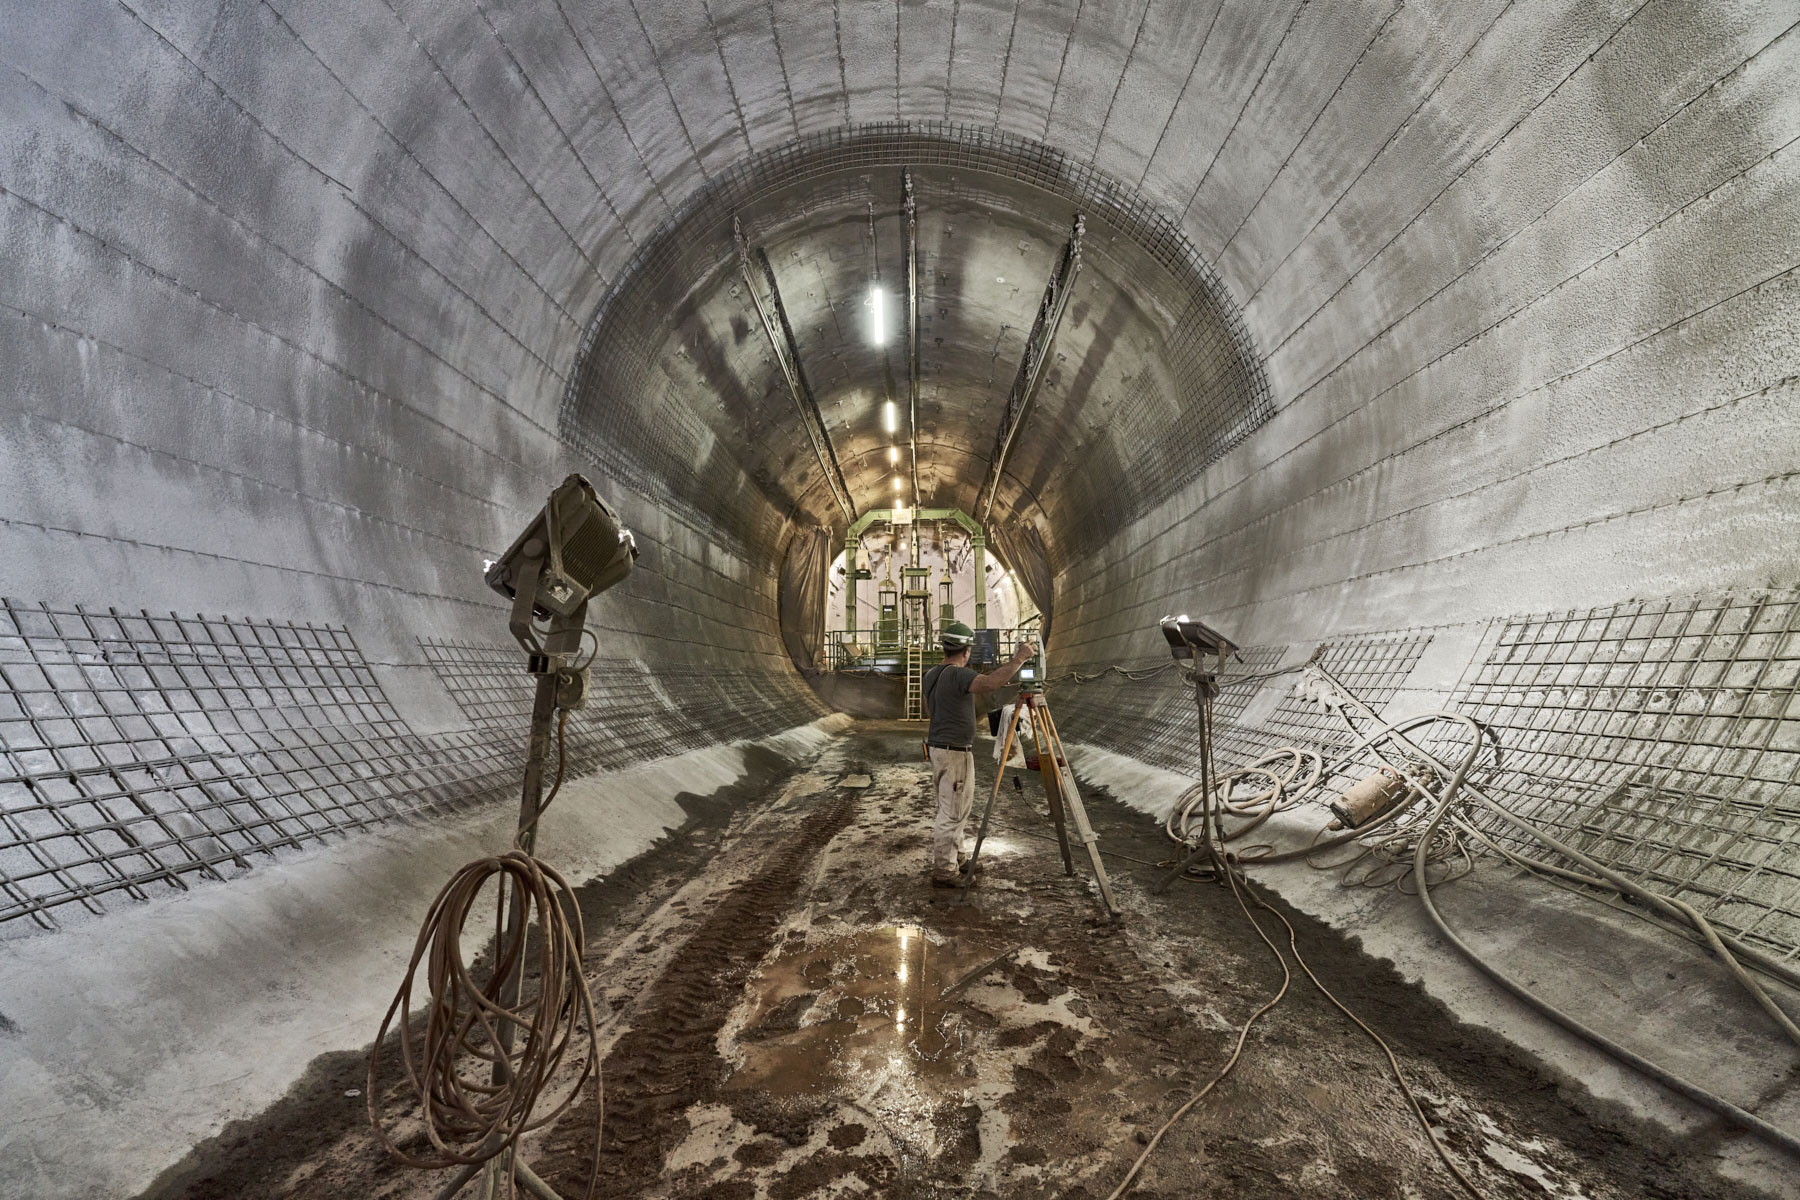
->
[905, 640, 924, 720]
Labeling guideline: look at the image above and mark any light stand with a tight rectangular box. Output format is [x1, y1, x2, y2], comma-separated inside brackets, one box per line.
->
[449, 476, 636, 1200]
[1153, 616, 1238, 895]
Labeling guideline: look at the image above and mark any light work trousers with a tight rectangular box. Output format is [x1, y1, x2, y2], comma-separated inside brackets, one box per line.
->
[929, 746, 976, 875]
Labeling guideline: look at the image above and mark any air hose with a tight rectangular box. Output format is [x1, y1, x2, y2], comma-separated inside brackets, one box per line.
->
[1388, 711, 1800, 1158]
[1256, 687, 1800, 1157]
[1145, 680, 1800, 1174]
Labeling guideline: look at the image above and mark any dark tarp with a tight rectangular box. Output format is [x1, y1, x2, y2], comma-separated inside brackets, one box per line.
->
[779, 524, 834, 672]
[987, 519, 1053, 642]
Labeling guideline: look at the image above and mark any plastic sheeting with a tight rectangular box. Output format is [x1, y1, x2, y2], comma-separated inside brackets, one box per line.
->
[779, 525, 834, 672]
[988, 519, 1054, 638]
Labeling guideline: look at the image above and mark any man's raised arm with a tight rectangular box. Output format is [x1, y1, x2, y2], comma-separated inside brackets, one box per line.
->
[970, 641, 1037, 695]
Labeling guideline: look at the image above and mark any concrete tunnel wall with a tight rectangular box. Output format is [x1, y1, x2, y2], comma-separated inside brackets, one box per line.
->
[1, 0, 1798, 1193]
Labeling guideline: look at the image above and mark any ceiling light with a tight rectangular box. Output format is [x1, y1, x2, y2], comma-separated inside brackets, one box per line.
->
[883, 400, 897, 433]
[893, 476, 903, 491]
[868, 286, 886, 346]
[888, 446, 899, 464]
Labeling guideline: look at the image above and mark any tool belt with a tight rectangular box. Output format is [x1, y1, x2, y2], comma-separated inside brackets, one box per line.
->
[927, 742, 971, 752]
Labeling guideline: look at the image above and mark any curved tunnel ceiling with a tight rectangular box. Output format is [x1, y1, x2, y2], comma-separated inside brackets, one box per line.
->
[560, 127, 1270, 577]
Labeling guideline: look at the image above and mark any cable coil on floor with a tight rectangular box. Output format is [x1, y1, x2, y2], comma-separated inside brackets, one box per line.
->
[368, 715, 604, 1199]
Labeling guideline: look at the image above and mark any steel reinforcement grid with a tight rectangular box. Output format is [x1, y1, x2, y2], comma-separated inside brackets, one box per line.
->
[0, 601, 505, 932]
[418, 640, 829, 762]
[1451, 589, 1800, 964]
[1051, 633, 1433, 781]
[0, 609, 833, 934]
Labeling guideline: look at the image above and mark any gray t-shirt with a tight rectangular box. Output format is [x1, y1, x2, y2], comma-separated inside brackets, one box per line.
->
[924, 663, 979, 748]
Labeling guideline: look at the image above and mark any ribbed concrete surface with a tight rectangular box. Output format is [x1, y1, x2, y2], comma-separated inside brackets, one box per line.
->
[4, 2, 1792, 663]
[1, 2, 1798, 1192]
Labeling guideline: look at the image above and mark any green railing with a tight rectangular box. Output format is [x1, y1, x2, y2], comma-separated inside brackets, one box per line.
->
[827, 626, 1039, 673]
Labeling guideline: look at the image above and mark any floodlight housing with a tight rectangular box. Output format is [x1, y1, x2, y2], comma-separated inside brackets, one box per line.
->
[486, 474, 637, 635]
[1159, 614, 1238, 662]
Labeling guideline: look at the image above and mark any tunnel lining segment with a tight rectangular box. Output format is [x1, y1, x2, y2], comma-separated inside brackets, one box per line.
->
[558, 122, 1272, 566]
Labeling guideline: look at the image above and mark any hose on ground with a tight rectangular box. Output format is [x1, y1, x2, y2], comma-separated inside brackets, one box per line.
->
[1137, 666, 1800, 1174]
[1236, 675, 1800, 1157]
[368, 712, 603, 1197]
[1377, 711, 1800, 1157]
[1115, 705, 1483, 1199]
[1311, 684, 1800, 1055]
[1164, 748, 1322, 847]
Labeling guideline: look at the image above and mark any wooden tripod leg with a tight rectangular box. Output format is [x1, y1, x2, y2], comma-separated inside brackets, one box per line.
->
[957, 702, 1023, 902]
[1030, 700, 1074, 874]
[1035, 701, 1121, 917]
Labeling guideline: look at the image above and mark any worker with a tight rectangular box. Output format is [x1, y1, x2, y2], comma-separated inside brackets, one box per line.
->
[922, 622, 1037, 887]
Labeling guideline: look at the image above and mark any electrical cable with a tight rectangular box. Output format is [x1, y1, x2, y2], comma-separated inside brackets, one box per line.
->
[1286, 673, 1800, 1155]
[1108, 676, 1484, 1199]
[1101, 855, 1294, 1200]
[1107, 654, 1800, 1162]
[1307, 675, 1800, 1051]
[1165, 749, 1322, 851]
[1392, 711, 1800, 1157]
[368, 712, 604, 1198]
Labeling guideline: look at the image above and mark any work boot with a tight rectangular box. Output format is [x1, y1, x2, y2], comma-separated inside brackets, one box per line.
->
[958, 858, 982, 875]
[930, 873, 962, 889]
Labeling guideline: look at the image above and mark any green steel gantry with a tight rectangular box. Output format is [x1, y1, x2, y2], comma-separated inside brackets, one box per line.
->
[842, 508, 987, 639]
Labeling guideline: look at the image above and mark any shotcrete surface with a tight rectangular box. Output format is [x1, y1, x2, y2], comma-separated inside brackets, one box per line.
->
[123, 723, 1790, 1200]
[0, 716, 848, 1200]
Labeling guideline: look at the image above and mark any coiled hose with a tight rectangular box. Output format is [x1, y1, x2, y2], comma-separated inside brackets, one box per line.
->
[1146, 677, 1800, 1178]
[368, 714, 603, 1197]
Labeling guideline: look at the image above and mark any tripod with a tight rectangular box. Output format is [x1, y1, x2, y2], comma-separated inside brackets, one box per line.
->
[959, 688, 1120, 917]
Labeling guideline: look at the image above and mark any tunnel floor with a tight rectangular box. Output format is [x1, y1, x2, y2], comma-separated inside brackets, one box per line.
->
[139, 722, 1773, 1200]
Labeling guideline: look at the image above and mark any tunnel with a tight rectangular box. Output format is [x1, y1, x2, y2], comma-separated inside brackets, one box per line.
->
[2, 2, 1797, 1197]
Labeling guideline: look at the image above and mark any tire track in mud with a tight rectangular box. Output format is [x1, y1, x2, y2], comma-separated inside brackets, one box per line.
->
[538, 789, 859, 1197]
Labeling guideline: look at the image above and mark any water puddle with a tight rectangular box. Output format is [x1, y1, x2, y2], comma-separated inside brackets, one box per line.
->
[727, 925, 1002, 1099]
[709, 923, 1119, 1188]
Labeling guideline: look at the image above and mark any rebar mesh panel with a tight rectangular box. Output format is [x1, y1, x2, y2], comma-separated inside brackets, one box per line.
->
[1214, 634, 1436, 772]
[1451, 591, 1800, 963]
[1049, 646, 1286, 776]
[0, 600, 499, 931]
[1052, 632, 1432, 795]
[418, 642, 829, 774]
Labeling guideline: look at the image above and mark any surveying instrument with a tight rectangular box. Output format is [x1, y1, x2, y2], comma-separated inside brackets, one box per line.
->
[959, 637, 1121, 917]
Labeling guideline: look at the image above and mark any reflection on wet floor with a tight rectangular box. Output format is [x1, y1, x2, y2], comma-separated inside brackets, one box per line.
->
[726, 924, 1002, 1146]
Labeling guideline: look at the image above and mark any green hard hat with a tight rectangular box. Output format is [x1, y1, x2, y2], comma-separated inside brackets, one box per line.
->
[941, 621, 976, 649]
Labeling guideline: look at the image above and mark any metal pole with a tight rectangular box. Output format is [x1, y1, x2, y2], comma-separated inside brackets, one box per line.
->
[844, 535, 859, 639]
[1155, 679, 1220, 894]
[972, 535, 988, 630]
[473, 670, 563, 1200]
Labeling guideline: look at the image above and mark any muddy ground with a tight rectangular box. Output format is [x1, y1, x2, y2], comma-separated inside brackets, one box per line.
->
[137, 722, 1780, 1199]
